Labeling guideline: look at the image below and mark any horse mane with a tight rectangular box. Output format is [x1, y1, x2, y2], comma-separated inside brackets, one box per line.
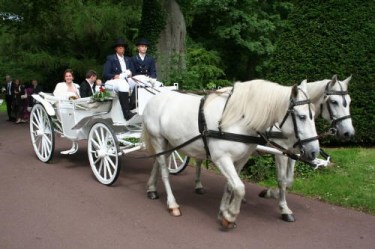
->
[306, 79, 330, 103]
[219, 80, 291, 132]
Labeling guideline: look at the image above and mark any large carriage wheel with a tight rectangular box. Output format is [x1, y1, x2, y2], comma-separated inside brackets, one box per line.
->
[88, 122, 121, 185]
[29, 103, 55, 163]
[168, 150, 190, 175]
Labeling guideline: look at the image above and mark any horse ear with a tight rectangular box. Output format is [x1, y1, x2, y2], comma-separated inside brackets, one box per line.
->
[330, 74, 338, 86]
[299, 79, 307, 88]
[343, 75, 352, 85]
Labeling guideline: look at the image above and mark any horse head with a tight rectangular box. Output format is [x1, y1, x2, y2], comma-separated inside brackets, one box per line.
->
[321, 75, 355, 141]
[279, 79, 320, 161]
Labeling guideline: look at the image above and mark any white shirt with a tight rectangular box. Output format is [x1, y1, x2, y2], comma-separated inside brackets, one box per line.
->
[117, 54, 127, 72]
[138, 53, 145, 61]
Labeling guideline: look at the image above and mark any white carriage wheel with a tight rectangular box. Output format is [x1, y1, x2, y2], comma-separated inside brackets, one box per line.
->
[168, 150, 190, 175]
[29, 103, 55, 163]
[88, 122, 121, 185]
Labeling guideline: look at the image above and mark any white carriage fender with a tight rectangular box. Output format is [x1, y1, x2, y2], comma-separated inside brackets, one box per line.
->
[32, 94, 56, 116]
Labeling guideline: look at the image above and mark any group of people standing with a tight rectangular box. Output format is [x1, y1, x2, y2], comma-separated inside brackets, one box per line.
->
[3, 76, 42, 123]
[53, 37, 157, 121]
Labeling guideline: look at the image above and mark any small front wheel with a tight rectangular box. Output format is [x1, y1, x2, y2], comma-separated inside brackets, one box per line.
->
[88, 122, 121, 185]
[168, 150, 190, 175]
[29, 104, 55, 163]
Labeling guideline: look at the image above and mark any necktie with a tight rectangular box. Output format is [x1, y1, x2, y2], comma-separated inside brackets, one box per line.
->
[92, 84, 96, 93]
[8, 82, 11, 95]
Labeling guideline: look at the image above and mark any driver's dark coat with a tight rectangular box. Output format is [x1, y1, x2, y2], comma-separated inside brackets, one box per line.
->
[103, 54, 135, 82]
[132, 54, 157, 78]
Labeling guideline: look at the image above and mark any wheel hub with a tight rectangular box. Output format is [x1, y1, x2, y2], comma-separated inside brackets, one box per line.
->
[97, 147, 107, 158]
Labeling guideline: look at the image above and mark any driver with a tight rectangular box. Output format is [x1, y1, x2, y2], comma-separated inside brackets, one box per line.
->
[103, 38, 136, 121]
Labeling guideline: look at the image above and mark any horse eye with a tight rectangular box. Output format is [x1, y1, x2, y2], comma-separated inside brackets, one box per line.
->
[331, 100, 338, 105]
[299, 115, 306, 120]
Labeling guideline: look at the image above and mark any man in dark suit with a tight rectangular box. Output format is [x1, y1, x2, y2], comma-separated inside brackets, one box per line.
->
[103, 38, 136, 121]
[80, 70, 97, 98]
[4, 75, 15, 121]
[132, 38, 157, 79]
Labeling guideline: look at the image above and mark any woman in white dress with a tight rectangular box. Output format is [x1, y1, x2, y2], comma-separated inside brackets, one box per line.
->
[53, 69, 80, 100]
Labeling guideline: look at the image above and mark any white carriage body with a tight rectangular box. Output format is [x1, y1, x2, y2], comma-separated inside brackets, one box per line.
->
[32, 83, 179, 142]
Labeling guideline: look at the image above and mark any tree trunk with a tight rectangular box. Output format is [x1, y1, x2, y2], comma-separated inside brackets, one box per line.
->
[156, 0, 186, 81]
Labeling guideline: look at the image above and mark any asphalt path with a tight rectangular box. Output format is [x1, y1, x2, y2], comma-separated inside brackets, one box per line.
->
[0, 112, 374, 249]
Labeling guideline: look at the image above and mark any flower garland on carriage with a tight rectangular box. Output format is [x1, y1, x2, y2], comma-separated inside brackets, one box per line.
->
[92, 86, 112, 102]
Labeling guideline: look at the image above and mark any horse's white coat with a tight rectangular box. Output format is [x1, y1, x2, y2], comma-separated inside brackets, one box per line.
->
[142, 79, 320, 227]
[194, 75, 354, 221]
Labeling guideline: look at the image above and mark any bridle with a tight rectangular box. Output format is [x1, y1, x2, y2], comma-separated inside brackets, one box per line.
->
[279, 88, 319, 153]
[322, 81, 351, 135]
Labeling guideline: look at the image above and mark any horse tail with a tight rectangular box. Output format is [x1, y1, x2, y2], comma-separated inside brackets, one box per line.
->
[141, 124, 156, 155]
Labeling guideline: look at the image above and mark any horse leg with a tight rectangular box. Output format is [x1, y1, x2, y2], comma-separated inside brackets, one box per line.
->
[215, 157, 246, 229]
[218, 156, 250, 219]
[146, 160, 160, 200]
[194, 159, 205, 194]
[158, 154, 181, 216]
[275, 156, 296, 222]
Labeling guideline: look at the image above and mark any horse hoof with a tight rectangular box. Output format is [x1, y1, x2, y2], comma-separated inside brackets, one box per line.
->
[258, 189, 268, 198]
[147, 191, 159, 200]
[220, 218, 237, 230]
[195, 188, 205, 195]
[281, 213, 296, 222]
[169, 208, 181, 217]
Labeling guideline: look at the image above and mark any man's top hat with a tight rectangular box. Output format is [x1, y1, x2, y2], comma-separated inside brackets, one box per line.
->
[136, 38, 150, 46]
[113, 38, 127, 49]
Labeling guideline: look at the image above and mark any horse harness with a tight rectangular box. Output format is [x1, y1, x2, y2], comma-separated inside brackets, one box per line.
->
[137, 85, 318, 166]
[198, 85, 319, 163]
[321, 81, 351, 135]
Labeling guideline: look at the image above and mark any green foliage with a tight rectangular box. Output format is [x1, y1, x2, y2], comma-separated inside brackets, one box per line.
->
[264, 0, 375, 145]
[188, 0, 293, 80]
[0, 0, 142, 90]
[138, 0, 167, 55]
[165, 42, 231, 89]
[241, 155, 276, 183]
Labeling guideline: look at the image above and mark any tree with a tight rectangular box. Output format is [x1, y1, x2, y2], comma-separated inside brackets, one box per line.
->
[188, 0, 292, 81]
[0, 0, 141, 89]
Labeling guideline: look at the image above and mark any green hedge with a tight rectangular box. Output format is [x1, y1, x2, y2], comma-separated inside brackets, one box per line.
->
[264, 1, 375, 146]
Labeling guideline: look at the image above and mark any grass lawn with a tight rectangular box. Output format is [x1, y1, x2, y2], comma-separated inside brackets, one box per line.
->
[0, 100, 6, 112]
[258, 147, 375, 215]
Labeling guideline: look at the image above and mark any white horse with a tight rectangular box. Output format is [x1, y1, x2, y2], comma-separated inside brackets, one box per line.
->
[193, 75, 354, 222]
[142, 79, 320, 229]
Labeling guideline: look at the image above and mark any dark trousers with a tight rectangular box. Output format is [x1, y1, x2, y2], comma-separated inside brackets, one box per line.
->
[5, 94, 13, 120]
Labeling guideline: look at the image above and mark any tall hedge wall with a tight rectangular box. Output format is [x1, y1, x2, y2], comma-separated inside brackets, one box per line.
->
[265, 0, 375, 146]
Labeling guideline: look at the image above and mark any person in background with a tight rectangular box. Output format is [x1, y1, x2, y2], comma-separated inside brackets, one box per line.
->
[79, 70, 97, 98]
[28, 79, 43, 111]
[103, 38, 136, 121]
[95, 78, 103, 92]
[132, 38, 157, 79]
[4, 75, 15, 121]
[12, 79, 25, 123]
[53, 69, 80, 100]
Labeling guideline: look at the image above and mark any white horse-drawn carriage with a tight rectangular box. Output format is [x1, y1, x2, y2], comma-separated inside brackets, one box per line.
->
[29, 73, 354, 229]
[29, 76, 189, 185]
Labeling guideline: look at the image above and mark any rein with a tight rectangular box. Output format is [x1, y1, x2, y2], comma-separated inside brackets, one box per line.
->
[279, 88, 319, 150]
[135, 86, 318, 165]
